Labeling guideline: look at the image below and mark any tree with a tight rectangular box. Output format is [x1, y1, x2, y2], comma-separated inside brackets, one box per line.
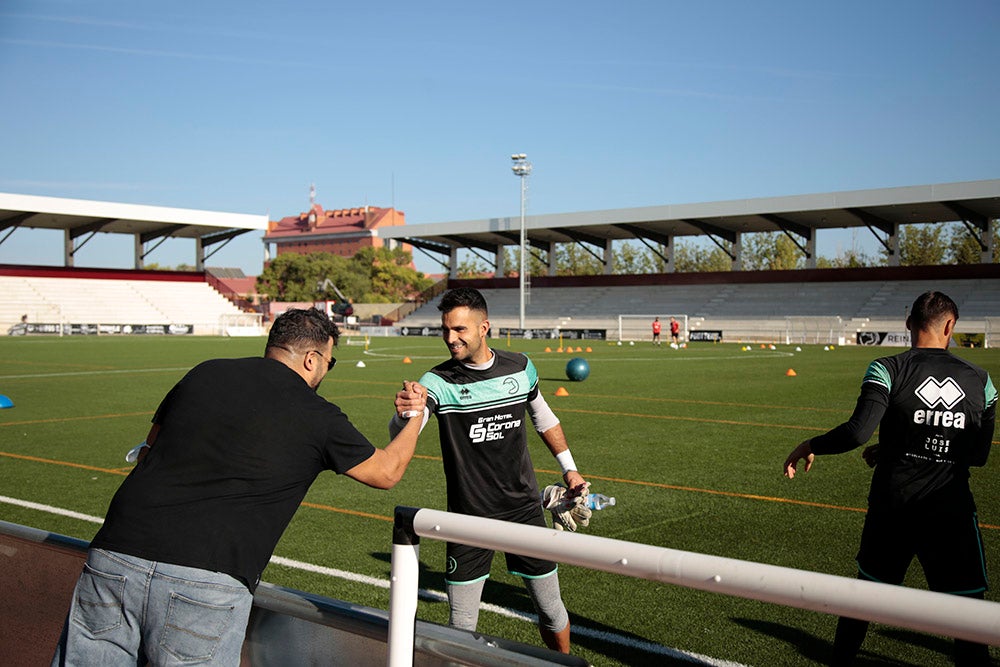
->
[255, 248, 431, 304]
[352, 247, 433, 303]
[613, 241, 657, 274]
[816, 247, 878, 268]
[673, 241, 731, 272]
[889, 224, 948, 266]
[741, 232, 804, 271]
[556, 243, 602, 275]
[948, 222, 1000, 264]
[256, 252, 357, 302]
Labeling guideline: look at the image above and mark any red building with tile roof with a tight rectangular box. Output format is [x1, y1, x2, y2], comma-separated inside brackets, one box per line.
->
[263, 202, 408, 261]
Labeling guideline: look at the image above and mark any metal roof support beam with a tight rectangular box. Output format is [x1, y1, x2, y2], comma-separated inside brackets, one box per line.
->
[0, 212, 37, 248]
[614, 223, 675, 273]
[942, 201, 988, 230]
[69, 217, 120, 239]
[529, 245, 547, 268]
[414, 245, 452, 271]
[463, 245, 496, 269]
[401, 237, 453, 257]
[634, 235, 673, 272]
[0, 211, 36, 234]
[760, 213, 816, 267]
[65, 217, 121, 266]
[558, 229, 608, 265]
[493, 230, 550, 253]
[682, 219, 736, 260]
[442, 234, 501, 254]
[613, 223, 675, 247]
[845, 208, 898, 265]
[546, 241, 557, 277]
[943, 201, 993, 262]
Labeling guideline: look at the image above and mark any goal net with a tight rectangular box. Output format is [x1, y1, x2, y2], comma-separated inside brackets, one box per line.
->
[616, 314, 688, 343]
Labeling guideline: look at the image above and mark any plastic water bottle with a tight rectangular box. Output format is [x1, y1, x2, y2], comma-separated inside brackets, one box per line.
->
[586, 493, 616, 510]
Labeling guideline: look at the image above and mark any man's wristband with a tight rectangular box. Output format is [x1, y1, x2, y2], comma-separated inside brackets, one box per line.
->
[556, 450, 577, 474]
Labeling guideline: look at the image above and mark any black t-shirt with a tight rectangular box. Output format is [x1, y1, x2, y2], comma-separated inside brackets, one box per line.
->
[91, 357, 376, 591]
[811, 347, 996, 509]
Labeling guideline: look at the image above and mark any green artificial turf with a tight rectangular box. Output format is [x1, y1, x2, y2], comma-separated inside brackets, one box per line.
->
[1, 334, 997, 666]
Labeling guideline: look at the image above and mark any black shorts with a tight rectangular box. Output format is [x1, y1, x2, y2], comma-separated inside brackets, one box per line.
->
[856, 502, 988, 595]
[444, 502, 557, 585]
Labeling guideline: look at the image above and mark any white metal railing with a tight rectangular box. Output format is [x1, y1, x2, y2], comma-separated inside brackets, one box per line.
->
[387, 507, 1000, 667]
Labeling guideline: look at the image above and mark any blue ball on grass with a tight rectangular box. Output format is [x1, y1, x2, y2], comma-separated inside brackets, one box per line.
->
[565, 358, 590, 382]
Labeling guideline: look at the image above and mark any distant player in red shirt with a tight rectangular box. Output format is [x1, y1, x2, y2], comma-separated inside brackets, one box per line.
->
[651, 317, 662, 345]
[669, 317, 680, 345]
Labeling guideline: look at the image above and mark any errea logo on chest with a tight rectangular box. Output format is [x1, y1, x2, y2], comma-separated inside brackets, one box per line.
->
[913, 376, 966, 429]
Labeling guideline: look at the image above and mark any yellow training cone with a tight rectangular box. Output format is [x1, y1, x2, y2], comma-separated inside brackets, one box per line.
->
[554, 387, 570, 397]
[786, 368, 797, 377]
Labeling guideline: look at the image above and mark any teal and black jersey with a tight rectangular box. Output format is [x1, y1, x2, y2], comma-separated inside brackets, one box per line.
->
[419, 349, 541, 518]
[812, 347, 996, 509]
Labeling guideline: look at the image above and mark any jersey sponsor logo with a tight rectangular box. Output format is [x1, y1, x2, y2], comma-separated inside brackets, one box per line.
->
[469, 413, 522, 443]
[503, 377, 519, 394]
[914, 376, 967, 429]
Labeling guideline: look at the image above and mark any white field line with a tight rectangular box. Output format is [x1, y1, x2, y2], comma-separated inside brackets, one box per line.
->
[0, 367, 190, 380]
[0, 495, 748, 667]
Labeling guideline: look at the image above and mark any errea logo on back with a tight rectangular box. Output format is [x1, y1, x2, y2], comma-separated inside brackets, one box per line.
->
[913, 376, 966, 429]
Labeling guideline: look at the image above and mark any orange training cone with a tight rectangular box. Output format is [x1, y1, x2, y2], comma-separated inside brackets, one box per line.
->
[545, 347, 552, 353]
[585, 347, 593, 353]
[786, 368, 797, 377]
[403, 357, 412, 364]
[555, 387, 570, 397]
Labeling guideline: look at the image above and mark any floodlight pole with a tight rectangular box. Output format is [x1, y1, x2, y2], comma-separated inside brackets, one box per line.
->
[511, 154, 532, 330]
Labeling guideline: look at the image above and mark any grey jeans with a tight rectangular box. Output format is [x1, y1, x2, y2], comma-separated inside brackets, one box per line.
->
[52, 548, 253, 666]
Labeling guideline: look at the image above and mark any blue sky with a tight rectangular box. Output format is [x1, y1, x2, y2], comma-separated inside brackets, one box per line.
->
[1, 1, 998, 275]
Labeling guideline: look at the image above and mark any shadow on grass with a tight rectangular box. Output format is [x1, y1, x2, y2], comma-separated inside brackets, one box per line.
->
[732, 617, 956, 666]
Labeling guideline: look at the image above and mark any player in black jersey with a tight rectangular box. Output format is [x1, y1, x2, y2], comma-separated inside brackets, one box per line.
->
[784, 291, 996, 666]
[391, 287, 589, 654]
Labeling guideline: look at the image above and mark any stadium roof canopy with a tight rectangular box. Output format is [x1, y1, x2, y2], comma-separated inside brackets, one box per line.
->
[0, 192, 268, 270]
[377, 179, 1000, 273]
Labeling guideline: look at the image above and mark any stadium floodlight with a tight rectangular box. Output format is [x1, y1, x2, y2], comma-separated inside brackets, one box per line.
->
[511, 153, 532, 330]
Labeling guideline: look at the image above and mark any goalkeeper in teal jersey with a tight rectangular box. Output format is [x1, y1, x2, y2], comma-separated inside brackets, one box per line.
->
[391, 287, 589, 654]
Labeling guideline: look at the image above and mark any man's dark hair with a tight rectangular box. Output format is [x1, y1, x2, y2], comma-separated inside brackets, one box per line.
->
[266, 308, 339, 353]
[439, 287, 489, 317]
[908, 291, 959, 332]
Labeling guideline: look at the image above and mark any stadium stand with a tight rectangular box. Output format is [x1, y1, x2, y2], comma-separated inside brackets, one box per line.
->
[1, 266, 255, 335]
[396, 267, 1000, 345]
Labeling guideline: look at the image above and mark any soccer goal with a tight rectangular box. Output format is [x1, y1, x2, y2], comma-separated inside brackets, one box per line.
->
[616, 314, 688, 343]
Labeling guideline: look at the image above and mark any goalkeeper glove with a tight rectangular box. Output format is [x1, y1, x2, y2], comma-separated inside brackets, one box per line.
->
[542, 484, 592, 531]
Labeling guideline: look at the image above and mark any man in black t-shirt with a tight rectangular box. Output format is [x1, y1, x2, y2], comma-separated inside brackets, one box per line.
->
[783, 291, 996, 666]
[53, 308, 426, 666]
